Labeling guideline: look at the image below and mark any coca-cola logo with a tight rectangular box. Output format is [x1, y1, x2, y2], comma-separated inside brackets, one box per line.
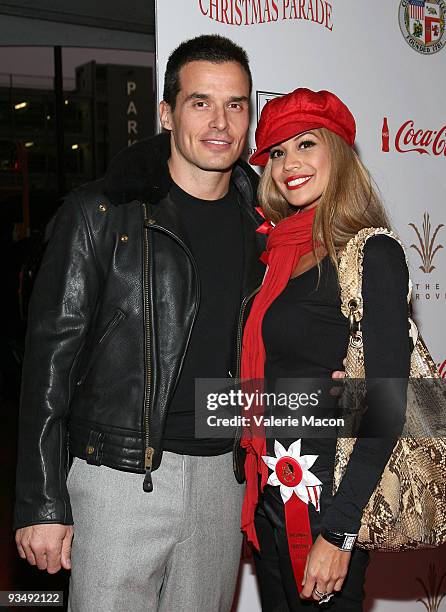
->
[381, 117, 446, 156]
[439, 359, 446, 378]
[396, 121, 446, 155]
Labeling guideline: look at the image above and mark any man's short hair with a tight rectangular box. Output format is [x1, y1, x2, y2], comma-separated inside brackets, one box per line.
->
[163, 34, 252, 110]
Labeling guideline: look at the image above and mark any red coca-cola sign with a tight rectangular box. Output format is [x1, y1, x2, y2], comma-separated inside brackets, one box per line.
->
[382, 117, 446, 156]
[396, 121, 446, 155]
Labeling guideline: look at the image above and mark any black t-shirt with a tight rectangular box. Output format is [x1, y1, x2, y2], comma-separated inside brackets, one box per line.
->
[163, 182, 244, 455]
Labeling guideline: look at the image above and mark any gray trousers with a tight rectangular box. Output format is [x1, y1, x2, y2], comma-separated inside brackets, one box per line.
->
[67, 451, 244, 612]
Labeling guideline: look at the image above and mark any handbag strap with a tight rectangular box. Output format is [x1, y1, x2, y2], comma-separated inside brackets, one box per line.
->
[338, 227, 413, 330]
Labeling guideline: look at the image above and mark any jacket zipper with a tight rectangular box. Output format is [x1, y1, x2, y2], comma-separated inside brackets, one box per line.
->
[235, 286, 261, 379]
[140, 204, 200, 491]
[147, 224, 200, 396]
[232, 286, 261, 473]
[142, 203, 154, 492]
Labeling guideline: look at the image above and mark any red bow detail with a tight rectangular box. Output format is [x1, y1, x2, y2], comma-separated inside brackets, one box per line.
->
[255, 207, 274, 236]
[255, 207, 274, 264]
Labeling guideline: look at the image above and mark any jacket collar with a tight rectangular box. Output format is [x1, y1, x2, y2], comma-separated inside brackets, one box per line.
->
[104, 133, 266, 297]
[104, 132, 259, 218]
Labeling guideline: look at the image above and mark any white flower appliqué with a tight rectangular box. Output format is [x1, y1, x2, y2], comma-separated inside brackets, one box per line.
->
[262, 440, 322, 510]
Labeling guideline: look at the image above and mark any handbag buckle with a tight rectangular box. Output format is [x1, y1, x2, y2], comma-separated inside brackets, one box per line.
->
[348, 299, 361, 338]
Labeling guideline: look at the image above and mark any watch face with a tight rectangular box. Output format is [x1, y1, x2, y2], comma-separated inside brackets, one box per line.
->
[342, 535, 357, 550]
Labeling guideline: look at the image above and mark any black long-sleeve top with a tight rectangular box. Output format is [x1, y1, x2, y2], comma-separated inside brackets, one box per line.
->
[262, 234, 411, 533]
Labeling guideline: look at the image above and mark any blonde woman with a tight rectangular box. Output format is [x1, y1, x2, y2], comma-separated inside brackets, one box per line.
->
[241, 89, 410, 611]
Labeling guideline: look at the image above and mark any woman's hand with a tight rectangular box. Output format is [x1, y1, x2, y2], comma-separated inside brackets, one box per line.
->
[300, 534, 351, 601]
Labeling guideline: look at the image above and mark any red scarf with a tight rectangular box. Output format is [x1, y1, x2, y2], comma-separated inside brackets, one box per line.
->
[241, 205, 316, 549]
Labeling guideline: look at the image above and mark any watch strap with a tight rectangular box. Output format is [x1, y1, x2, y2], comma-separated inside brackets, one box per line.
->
[320, 529, 357, 551]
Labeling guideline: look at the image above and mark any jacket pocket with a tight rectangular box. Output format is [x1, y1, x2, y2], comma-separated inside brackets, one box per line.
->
[76, 308, 126, 386]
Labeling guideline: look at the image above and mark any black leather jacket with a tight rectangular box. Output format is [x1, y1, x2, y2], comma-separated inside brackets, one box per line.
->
[14, 133, 265, 529]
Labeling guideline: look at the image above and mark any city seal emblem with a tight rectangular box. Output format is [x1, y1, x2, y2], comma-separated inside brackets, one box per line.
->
[399, 0, 446, 54]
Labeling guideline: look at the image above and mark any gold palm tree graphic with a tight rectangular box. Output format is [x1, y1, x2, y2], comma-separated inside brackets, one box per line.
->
[409, 213, 444, 273]
[416, 563, 446, 611]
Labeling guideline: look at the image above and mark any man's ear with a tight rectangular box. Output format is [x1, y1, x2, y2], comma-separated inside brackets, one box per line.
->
[159, 100, 173, 131]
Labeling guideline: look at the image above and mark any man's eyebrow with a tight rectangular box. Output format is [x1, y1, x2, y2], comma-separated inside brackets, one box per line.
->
[185, 92, 210, 102]
[228, 95, 249, 103]
[184, 93, 249, 103]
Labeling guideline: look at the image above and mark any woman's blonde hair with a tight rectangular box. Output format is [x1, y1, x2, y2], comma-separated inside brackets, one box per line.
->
[258, 128, 391, 270]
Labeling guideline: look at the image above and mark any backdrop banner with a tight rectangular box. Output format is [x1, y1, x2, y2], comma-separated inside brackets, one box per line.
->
[155, 1, 446, 610]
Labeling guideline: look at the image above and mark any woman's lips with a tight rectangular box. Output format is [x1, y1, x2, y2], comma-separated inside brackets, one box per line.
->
[285, 175, 313, 190]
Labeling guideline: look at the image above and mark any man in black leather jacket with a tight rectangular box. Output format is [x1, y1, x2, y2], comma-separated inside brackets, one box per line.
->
[15, 35, 265, 611]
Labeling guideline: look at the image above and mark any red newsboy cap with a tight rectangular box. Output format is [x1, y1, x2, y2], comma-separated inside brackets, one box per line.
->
[249, 88, 356, 167]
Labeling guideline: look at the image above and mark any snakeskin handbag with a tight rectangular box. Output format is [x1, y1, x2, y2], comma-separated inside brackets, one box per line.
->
[334, 227, 446, 551]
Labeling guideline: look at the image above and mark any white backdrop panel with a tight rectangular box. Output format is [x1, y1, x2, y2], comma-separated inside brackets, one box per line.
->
[156, 1, 446, 610]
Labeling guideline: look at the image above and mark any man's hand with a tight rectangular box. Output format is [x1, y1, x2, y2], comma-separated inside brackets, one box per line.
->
[16, 524, 73, 574]
[301, 534, 351, 601]
[331, 358, 347, 380]
[331, 358, 346, 396]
